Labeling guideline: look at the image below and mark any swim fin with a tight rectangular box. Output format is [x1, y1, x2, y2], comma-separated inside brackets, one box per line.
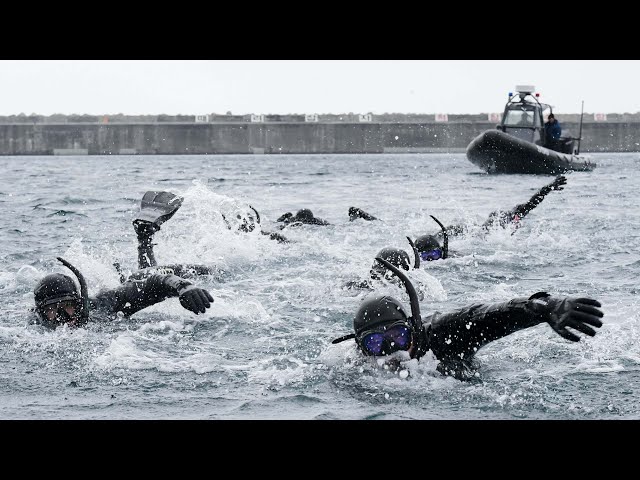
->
[134, 191, 184, 227]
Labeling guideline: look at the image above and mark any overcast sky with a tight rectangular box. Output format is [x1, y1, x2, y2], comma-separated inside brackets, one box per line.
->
[0, 60, 637, 116]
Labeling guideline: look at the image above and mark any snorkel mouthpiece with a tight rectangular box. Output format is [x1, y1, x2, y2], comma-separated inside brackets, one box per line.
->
[331, 333, 356, 344]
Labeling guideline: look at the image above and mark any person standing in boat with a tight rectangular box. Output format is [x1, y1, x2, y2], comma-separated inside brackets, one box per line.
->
[544, 113, 562, 150]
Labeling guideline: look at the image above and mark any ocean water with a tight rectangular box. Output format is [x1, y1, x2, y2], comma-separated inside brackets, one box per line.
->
[0, 152, 638, 420]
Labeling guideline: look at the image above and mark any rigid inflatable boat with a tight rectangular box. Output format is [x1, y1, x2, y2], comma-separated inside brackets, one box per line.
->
[466, 85, 596, 174]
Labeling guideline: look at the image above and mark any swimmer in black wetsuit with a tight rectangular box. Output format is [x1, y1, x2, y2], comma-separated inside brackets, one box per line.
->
[122, 191, 288, 282]
[414, 215, 451, 262]
[348, 207, 377, 222]
[342, 237, 422, 299]
[32, 257, 214, 330]
[413, 175, 568, 261]
[124, 191, 222, 281]
[480, 174, 568, 232]
[276, 206, 378, 229]
[332, 256, 604, 380]
[221, 204, 289, 243]
[448, 175, 567, 237]
[276, 208, 331, 228]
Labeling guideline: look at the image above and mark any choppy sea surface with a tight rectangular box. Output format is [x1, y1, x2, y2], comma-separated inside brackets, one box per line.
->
[0, 152, 638, 420]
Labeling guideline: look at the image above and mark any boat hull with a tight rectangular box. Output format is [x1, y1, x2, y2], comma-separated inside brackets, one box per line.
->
[466, 129, 596, 174]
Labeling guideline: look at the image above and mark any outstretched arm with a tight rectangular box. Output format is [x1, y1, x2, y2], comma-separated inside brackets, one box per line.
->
[482, 175, 567, 229]
[427, 291, 603, 362]
[92, 273, 213, 317]
[134, 220, 159, 269]
[511, 175, 567, 221]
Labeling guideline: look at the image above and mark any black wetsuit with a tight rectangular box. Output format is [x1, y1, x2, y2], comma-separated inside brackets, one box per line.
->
[348, 207, 377, 221]
[90, 273, 204, 318]
[414, 292, 561, 379]
[277, 209, 330, 228]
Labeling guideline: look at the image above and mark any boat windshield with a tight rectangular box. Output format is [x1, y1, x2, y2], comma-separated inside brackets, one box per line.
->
[503, 105, 537, 127]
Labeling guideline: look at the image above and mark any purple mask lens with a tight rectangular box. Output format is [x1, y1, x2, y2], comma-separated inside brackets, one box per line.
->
[361, 324, 412, 356]
[420, 249, 442, 261]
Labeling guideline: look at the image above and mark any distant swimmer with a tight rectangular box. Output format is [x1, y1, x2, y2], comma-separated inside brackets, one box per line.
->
[414, 215, 451, 262]
[276, 208, 331, 228]
[342, 237, 423, 299]
[32, 257, 213, 330]
[348, 207, 377, 222]
[480, 174, 567, 232]
[413, 175, 568, 261]
[332, 256, 604, 380]
[221, 204, 289, 243]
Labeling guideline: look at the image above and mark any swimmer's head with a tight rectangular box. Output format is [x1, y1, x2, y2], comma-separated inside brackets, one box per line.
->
[296, 208, 314, 221]
[370, 247, 410, 280]
[415, 234, 443, 261]
[33, 273, 82, 328]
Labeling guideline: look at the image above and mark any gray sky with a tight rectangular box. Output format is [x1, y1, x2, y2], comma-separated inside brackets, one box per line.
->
[1, 60, 638, 116]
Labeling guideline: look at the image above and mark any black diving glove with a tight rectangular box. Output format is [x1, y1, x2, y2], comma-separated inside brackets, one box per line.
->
[540, 175, 567, 196]
[178, 285, 214, 314]
[529, 292, 603, 342]
[276, 212, 293, 222]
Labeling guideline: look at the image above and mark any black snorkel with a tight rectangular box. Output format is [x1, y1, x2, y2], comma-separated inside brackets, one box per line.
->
[406, 236, 420, 269]
[57, 257, 89, 324]
[374, 257, 421, 326]
[373, 257, 427, 358]
[249, 205, 261, 224]
[332, 258, 424, 343]
[430, 215, 448, 259]
[331, 245, 422, 346]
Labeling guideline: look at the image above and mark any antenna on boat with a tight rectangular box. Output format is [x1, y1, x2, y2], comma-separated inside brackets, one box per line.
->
[577, 100, 584, 155]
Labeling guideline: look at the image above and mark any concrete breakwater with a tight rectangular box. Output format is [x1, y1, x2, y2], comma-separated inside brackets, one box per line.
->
[0, 116, 637, 155]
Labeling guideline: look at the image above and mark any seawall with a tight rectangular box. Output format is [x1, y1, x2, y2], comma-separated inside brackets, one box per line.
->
[0, 117, 637, 155]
